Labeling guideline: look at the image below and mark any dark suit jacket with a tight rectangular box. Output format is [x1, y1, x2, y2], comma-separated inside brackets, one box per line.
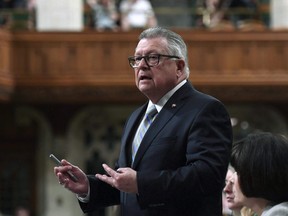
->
[80, 82, 233, 216]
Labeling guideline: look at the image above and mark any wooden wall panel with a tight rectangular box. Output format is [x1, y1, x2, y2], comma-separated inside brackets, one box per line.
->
[1, 30, 288, 102]
[11, 34, 136, 85]
[0, 30, 13, 101]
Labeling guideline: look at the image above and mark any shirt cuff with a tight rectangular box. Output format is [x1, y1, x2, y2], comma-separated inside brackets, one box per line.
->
[76, 184, 90, 203]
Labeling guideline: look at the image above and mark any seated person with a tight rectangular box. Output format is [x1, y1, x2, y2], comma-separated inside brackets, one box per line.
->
[230, 132, 288, 216]
[205, 0, 260, 29]
[119, 0, 157, 31]
[86, 0, 119, 31]
[223, 166, 256, 216]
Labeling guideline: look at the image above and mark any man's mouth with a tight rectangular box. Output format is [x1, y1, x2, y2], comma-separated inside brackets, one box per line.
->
[139, 75, 152, 80]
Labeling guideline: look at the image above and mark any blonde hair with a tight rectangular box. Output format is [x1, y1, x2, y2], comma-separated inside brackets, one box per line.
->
[240, 207, 256, 216]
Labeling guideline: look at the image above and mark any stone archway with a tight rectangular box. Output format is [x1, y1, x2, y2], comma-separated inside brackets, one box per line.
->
[14, 106, 53, 216]
[65, 104, 137, 216]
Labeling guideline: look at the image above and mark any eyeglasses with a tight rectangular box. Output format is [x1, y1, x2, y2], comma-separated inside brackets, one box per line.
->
[128, 54, 180, 68]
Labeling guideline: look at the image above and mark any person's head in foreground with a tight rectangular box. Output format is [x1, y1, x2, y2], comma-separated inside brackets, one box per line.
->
[231, 132, 288, 216]
[129, 26, 189, 103]
[223, 166, 256, 216]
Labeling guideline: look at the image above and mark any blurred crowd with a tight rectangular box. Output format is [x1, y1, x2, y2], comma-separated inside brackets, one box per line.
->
[86, 0, 157, 31]
[85, 0, 267, 31]
[0, 0, 35, 28]
[0, 0, 271, 31]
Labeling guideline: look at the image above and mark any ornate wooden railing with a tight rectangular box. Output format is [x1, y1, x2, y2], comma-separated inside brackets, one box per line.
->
[1, 29, 288, 103]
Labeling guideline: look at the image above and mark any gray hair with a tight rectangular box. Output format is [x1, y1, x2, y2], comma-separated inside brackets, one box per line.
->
[139, 27, 190, 78]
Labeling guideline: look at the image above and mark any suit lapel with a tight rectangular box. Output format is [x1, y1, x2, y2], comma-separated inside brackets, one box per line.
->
[132, 82, 193, 169]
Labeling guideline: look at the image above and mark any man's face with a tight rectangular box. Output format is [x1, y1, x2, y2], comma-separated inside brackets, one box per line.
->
[133, 37, 183, 103]
[223, 170, 243, 211]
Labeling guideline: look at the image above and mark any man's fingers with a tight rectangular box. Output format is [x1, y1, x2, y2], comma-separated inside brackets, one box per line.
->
[96, 166, 138, 193]
[102, 163, 118, 178]
[96, 173, 115, 187]
[96, 173, 108, 180]
[116, 168, 126, 173]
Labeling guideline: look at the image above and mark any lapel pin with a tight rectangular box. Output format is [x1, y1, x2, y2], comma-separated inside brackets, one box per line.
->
[172, 104, 177, 108]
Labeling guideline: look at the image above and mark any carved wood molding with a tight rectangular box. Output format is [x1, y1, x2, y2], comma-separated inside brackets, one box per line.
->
[1, 29, 288, 103]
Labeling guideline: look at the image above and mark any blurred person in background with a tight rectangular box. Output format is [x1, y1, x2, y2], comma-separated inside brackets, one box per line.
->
[119, 0, 157, 31]
[86, 0, 119, 31]
[0, 0, 35, 28]
[14, 206, 30, 216]
[201, 0, 259, 29]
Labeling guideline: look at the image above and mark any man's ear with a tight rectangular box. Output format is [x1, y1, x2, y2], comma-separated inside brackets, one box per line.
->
[176, 59, 185, 77]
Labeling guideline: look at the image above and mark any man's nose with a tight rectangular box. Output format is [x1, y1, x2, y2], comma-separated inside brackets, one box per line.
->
[138, 57, 149, 68]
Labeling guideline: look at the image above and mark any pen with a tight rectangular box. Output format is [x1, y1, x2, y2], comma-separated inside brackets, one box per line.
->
[49, 154, 78, 182]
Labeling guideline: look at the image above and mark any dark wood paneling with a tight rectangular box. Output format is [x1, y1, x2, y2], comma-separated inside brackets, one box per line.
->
[1, 29, 288, 102]
[0, 30, 14, 101]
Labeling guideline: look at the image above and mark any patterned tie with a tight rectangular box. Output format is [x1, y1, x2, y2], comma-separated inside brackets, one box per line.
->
[131, 105, 158, 162]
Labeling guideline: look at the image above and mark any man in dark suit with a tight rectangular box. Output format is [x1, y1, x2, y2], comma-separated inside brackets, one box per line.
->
[54, 27, 233, 216]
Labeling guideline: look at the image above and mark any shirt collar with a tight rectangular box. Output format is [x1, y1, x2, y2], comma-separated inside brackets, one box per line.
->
[147, 80, 187, 113]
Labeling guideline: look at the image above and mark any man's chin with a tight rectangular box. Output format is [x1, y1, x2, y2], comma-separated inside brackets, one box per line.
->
[138, 83, 152, 92]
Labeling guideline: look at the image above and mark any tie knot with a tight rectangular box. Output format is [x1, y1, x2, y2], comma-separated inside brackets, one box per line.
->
[146, 105, 158, 119]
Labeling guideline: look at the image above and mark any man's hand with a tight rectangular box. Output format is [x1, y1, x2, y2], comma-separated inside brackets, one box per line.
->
[96, 164, 138, 194]
[54, 160, 89, 196]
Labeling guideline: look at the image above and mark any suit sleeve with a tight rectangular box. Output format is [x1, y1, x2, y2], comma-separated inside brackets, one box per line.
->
[79, 175, 120, 213]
